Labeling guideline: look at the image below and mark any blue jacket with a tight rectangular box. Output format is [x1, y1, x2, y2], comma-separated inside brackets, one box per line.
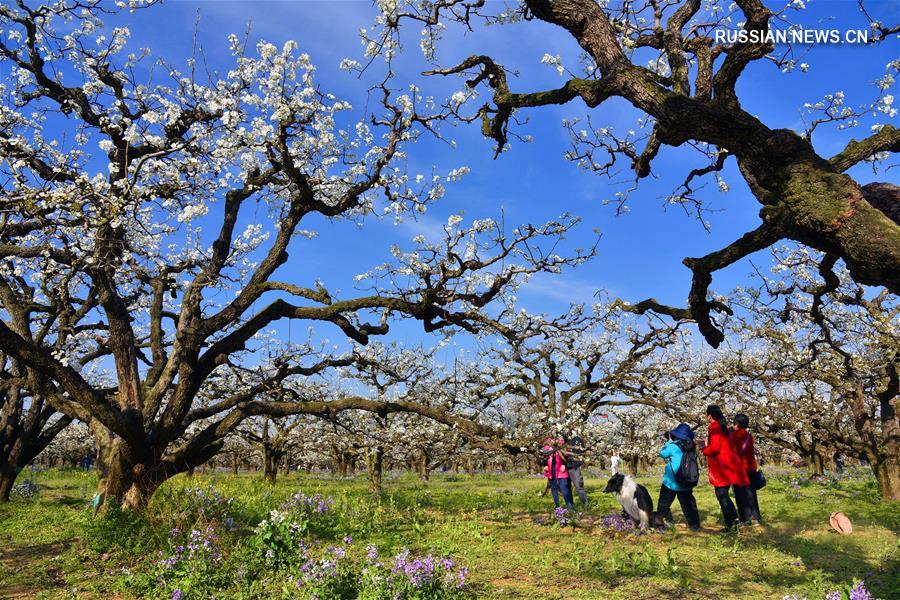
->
[660, 440, 684, 492]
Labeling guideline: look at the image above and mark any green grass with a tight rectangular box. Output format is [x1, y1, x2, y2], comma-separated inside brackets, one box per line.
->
[0, 468, 897, 599]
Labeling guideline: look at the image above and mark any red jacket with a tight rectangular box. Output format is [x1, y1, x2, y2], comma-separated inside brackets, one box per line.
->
[702, 421, 750, 487]
[732, 428, 759, 473]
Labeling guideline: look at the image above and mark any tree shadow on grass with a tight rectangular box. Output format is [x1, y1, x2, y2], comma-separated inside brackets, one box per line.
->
[0, 540, 70, 562]
[55, 496, 88, 508]
[739, 524, 899, 598]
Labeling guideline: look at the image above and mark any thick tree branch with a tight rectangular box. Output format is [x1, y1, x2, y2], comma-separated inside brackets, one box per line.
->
[829, 125, 900, 172]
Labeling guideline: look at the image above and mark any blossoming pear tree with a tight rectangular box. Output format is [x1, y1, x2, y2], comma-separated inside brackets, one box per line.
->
[632, 247, 898, 498]
[372, 0, 899, 347]
[726, 247, 899, 498]
[0, 1, 591, 509]
[472, 302, 680, 438]
[37, 420, 94, 469]
[603, 405, 670, 475]
[0, 253, 101, 500]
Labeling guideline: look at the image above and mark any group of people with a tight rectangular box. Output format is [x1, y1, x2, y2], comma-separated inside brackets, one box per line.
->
[540, 434, 588, 511]
[656, 404, 763, 531]
[539, 403, 764, 531]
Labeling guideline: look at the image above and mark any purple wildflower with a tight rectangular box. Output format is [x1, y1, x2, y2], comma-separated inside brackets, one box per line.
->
[456, 566, 468, 589]
[849, 580, 873, 600]
[600, 512, 636, 533]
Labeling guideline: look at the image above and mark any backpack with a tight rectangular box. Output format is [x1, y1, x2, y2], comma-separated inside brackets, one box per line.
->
[674, 439, 699, 488]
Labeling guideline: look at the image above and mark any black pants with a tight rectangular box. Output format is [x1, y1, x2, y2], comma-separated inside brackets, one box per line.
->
[745, 483, 762, 522]
[657, 485, 700, 530]
[733, 484, 755, 524]
[714, 485, 739, 528]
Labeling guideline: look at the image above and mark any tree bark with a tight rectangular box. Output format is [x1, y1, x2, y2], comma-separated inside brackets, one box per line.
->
[0, 438, 24, 503]
[806, 449, 826, 477]
[417, 450, 431, 482]
[366, 447, 383, 494]
[873, 454, 900, 501]
[875, 415, 900, 500]
[628, 455, 639, 475]
[262, 446, 280, 484]
[0, 463, 16, 502]
[89, 419, 164, 511]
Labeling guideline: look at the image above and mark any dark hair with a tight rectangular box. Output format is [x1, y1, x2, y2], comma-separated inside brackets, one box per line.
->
[733, 413, 750, 429]
[706, 404, 730, 436]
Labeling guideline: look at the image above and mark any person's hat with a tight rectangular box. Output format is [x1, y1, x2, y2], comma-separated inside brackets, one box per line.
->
[667, 423, 695, 441]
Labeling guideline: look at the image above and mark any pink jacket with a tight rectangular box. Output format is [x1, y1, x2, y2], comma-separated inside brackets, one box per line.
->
[543, 452, 569, 480]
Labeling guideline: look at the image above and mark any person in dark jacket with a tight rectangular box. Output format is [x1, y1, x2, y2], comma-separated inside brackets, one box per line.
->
[657, 423, 701, 531]
[732, 413, 762, 524]
[701, 405, 752, 530]
[564, 434, 588, 508]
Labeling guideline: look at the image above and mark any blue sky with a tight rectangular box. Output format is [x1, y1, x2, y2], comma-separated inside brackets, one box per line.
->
[103, 0, 899, 358]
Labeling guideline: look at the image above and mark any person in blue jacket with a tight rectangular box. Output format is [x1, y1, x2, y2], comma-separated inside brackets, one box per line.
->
[657, 423, 701, 531]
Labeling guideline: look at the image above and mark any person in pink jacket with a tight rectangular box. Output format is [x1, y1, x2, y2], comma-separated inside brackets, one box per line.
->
[542, 437, 575, 510]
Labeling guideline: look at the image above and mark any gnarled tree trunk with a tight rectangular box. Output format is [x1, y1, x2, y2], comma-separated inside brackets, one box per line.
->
[873, 454, 900, 500]
[806, 451, 825, 478]
[0, 462, 17, 502]
[628, 455, 639, 476]
[417, 449, 431, 482]
[89, 420, 171, 511]
[262, 445, 282, 484]
[366, 446, 383, 494]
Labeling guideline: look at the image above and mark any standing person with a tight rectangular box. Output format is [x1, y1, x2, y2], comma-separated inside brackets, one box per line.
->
[564, 433, 588, 509]
[610, 452, 621, 476]
[701, 405, 751, 530]
[833, 451, 845, 474]
[732, 414, 763, 524]
[657, 424, 701, 531]
[542, 438, 575, 511]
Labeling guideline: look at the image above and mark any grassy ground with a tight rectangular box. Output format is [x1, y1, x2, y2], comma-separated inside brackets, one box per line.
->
[0, 467, 897, 599]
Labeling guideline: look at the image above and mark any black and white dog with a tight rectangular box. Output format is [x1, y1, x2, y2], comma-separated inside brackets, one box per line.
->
[603, 473, 655, 529]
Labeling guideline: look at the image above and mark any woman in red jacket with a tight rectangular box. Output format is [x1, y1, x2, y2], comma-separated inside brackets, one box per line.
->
[732, 413, 763, 524]
[701, 405, 751, 530]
